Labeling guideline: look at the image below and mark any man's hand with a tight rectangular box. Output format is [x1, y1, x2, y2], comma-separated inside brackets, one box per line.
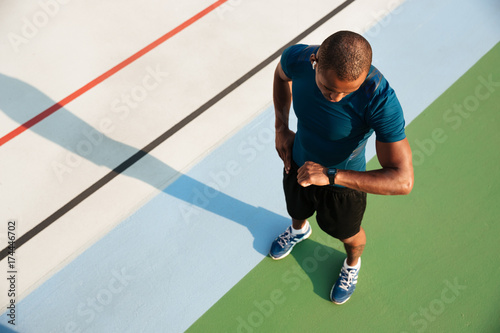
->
[276, 129, 295, 174]
[297, 161, 330, 187]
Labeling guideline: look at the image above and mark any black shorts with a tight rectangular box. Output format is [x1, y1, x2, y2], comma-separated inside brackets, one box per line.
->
[283, 160, 367, 240]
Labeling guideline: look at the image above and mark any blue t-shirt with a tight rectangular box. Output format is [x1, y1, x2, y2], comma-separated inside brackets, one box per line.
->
[281, 44, 406, 172]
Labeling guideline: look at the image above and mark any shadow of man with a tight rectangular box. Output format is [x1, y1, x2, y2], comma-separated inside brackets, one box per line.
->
[0, 73, 289, 255]
[290, 233, 346, 301]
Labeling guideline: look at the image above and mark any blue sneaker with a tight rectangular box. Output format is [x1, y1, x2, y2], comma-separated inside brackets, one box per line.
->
[269, 223, 311, 260]
[330, 258, 360, 304]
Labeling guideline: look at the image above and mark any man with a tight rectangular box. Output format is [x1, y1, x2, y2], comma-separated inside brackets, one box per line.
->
[269, 31, 414, 304]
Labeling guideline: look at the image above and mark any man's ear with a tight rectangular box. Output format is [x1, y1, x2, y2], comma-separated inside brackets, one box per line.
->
[310, 54, 317, 70]
[310, 53, 317, 64]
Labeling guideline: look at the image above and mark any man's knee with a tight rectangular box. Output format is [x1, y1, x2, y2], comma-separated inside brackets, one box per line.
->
[340, 227, 365, 244]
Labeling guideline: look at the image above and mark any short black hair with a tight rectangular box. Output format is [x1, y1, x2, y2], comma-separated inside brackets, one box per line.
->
[317, 31, 372, 81]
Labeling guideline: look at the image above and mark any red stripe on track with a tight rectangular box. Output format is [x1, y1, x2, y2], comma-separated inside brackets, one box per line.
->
[0, 0, 228, 147]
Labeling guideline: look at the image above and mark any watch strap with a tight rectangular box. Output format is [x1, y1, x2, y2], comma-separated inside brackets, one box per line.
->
[327, 168, 337, 185]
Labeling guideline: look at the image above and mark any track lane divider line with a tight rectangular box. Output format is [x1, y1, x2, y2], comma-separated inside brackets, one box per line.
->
[0, 0, 228, 147]
[0, 0, 356, 261]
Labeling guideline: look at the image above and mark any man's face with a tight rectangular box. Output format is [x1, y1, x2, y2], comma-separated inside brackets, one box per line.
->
[311, 55, 368, 103]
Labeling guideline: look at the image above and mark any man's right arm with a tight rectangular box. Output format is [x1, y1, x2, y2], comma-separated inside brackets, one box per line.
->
[273, 62, 295, 174]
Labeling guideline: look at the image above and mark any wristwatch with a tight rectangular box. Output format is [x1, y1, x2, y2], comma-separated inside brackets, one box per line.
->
[327, 168, 338, 185]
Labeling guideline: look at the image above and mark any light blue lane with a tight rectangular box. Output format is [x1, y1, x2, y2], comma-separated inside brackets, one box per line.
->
[2, 0, 499, 332]
[3, 108, 294, 333]
[364, 0, 500, 159]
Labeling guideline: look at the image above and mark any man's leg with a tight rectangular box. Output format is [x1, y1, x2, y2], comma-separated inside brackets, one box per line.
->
[341, 227, 366, 266]
[329, 227, 365, 304]
[292, 218, 307, 230]
[321, 187, 366, 305]
[270, 162, 315, 260]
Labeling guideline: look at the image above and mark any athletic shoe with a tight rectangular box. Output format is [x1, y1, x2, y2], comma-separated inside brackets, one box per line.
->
[330, 258, 360, 304]
[269, 223, 312, 260]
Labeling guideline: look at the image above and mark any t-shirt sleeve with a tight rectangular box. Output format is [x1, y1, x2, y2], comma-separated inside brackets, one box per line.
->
[368, 85, 406, 143]
[280, 44, 307, 79]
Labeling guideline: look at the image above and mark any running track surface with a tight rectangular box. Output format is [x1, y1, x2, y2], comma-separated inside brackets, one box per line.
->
[1, 0, 499, 332]
[188, 41, 500, 333]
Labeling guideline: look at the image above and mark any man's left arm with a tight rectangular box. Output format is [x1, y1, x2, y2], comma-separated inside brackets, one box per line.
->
[297, 138, 414, 195]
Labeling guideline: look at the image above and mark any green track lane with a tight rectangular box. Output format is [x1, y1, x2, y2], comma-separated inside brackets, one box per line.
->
[187, 42, 500, 333]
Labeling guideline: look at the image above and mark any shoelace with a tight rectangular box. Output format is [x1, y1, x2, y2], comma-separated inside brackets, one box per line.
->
[277, 228, 293, 248]
[338, 266, 358, 291]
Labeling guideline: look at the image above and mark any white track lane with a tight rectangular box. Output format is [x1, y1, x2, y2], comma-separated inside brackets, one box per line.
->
[1, 0, 499, 331]
[0, 0, 403, 311]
